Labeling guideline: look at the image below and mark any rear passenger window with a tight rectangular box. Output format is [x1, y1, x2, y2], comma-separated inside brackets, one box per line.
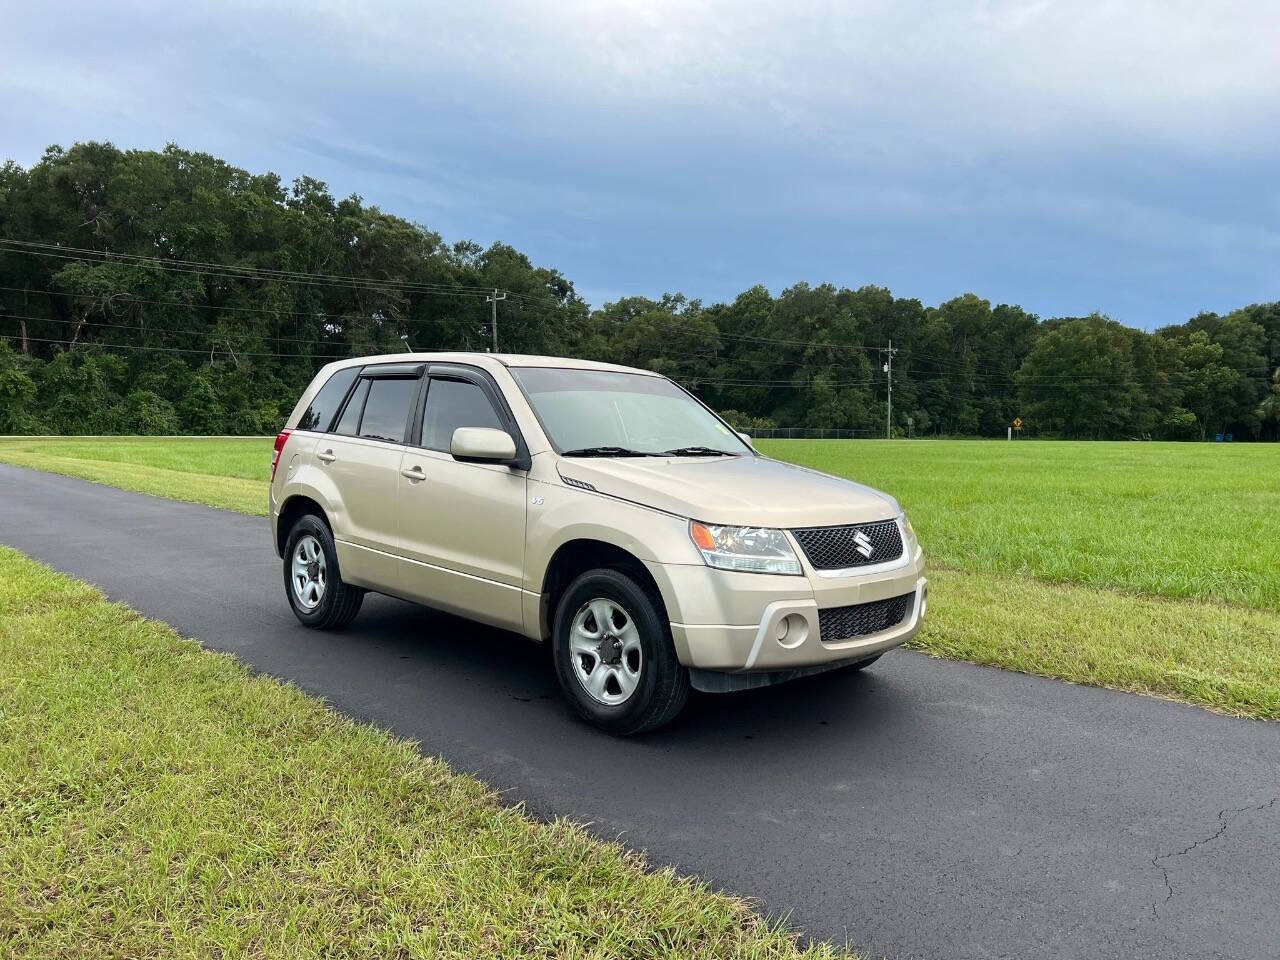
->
[419, 378, 504, 451]
[296, 367, 359, 432]
[333, 379, 369, 436]
[359, 378, 417, 444]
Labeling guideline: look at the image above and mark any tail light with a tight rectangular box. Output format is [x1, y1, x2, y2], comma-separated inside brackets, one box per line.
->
[271, 429, 292, 482]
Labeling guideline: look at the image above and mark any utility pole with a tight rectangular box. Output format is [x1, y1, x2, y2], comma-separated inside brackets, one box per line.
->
[485, 288, 507, 352]
[881, 340, 898, 439]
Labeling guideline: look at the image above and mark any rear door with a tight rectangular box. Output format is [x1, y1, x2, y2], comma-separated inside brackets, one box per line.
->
[395, 364, 528, 632]
[314, 363, 423, 554]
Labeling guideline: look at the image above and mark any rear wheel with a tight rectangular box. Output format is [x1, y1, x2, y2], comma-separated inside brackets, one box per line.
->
[283, 514, 364, 629]
[552, 568, 689, 735]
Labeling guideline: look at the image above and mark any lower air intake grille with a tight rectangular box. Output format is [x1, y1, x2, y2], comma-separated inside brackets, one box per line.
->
[818, 592, 913, 643]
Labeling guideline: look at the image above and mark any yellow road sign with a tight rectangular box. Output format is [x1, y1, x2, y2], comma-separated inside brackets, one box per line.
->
[1013, 418, 1023, 431]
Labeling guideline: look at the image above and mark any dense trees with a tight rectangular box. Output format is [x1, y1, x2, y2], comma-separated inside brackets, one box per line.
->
[1, 142, 1276, 439]
[1017, 316, 1142, 439]
[1259, 369, 1280, 438]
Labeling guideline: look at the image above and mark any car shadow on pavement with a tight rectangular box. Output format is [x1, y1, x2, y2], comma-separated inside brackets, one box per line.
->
[330, 592, 919, 758]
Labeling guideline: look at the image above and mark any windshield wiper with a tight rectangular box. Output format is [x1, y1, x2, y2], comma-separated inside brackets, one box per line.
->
[560, 446, 657, 457]
[660, 446, 736, 457]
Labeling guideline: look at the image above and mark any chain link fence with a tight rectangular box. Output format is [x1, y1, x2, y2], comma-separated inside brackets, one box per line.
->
[745, 427, 881, 440]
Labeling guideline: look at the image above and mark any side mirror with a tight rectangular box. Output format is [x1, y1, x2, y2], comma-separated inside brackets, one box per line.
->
[736, 431, 755, 450]
[450, 427, 517, 464]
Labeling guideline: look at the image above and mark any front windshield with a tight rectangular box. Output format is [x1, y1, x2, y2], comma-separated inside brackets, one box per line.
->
[510, 367, 751, 456]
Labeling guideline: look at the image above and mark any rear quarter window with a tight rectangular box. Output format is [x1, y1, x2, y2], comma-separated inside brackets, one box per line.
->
[296, 367, 359, 432]
[333, 379, 369, 436]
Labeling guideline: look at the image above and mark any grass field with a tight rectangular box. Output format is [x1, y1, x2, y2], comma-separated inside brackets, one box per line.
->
[0, 436, 266, 513]
[759, 439, 1280, 610]
[1, 435, 1278, 719]
[0, 547, 847, 959]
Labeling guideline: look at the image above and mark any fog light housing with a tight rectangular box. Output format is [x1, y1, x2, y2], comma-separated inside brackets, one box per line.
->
[774, 613, 808, 649]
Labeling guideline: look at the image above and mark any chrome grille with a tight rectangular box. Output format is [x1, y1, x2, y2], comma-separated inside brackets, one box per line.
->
[818, 593, 913, 643]
[790, 519, 903, 570]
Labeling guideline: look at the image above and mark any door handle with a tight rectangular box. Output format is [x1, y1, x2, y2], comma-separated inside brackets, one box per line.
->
[317, 449, 337, 463]
[400, 465, 426, 482]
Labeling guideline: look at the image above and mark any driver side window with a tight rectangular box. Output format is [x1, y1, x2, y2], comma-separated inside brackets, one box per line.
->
[418, 377, 504, 451]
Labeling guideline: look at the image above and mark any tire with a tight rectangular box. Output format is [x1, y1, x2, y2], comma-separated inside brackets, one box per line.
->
[848, 653, 882, 671]
[552, 567, 690, 735]
[282, 513, 364, 629]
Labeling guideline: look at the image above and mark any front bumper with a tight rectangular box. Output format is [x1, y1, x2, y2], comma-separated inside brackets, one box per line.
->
[651, 545, 927, 672]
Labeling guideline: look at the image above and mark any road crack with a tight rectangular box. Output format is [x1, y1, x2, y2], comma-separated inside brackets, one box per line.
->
[1150, 796, 1278, 918]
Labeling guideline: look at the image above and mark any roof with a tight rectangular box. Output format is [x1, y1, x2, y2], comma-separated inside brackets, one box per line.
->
[494, 353, 656, 375]
[323, 351, 658, 377]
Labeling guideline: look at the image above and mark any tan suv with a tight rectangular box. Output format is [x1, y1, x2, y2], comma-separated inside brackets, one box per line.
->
[270, 353, 926, 733]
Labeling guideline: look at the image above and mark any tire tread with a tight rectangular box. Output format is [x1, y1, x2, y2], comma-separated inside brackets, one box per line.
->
[283, 513, 364, 630]
[553, 567, 689, 735]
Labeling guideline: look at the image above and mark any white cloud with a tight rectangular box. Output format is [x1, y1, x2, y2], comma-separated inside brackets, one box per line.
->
[2, 0, 1276, 324]
[7, 0, 1277, 167]
[261, 0, 1280, 157]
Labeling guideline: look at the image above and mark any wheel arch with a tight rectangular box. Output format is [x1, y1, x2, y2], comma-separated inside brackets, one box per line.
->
[537, 538, 667, 643]
[275, 494, 332, 556]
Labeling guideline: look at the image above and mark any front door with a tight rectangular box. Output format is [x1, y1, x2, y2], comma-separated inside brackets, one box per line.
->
[395, 369, 527, 632]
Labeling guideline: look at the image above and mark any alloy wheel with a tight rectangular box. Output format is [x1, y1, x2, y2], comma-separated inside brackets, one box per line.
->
[291, 534, 327, 610]
[569, 597, 643, 705]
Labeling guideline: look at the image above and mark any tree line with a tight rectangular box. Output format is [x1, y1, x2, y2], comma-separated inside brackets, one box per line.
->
[2, 142, 1277, 440]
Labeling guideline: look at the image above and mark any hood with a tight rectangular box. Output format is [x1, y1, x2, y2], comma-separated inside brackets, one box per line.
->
[556, 454, 900, 528]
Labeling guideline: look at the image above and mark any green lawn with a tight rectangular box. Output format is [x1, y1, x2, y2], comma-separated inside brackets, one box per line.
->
[0, 547, 847, 959]
[2, 435, 1278, 720]
[0, 435, 269, 479]
[759, 439, 1280, 610]
[0, 436, 268, 514]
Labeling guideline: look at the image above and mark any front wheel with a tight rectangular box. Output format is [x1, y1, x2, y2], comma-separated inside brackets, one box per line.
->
[552, 568, 689, 735]
[283, 514, 364, 629]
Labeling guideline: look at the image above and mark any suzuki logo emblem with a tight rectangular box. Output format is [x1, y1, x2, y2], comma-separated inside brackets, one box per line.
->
[853, 530, 875, 559]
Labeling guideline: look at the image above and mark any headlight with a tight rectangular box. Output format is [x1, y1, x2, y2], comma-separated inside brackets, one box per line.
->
[900, 511, 915, 539]
[689, 521, 802, 575]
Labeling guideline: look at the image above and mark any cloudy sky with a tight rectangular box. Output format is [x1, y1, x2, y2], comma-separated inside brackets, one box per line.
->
[4, 0, 1278, 327]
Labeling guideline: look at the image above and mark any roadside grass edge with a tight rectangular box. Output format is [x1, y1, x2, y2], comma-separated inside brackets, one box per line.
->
[0, 546, 850, 959]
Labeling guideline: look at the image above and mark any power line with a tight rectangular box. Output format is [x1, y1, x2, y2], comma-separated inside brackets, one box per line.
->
[0, 313, 358, 350]
[0, 239, 514, 297]
[590, 312, 879, 353]
[4, 312, 1267, 388]
[0, 253, 897, 366]
[0, 240, 576, 320]
[0, 285, 498, 331]
[4, 238, 1272, 386]
[602, 338, 1274, 384]
[0, 333, 355, 361]
[0, 240, 577, 322]
[14, 240, 1257, 377]
[589, 308, 1277, 379]
[0, 333, 875, 387]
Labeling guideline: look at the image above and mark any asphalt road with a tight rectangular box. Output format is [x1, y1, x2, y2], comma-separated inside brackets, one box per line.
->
[2, 463, 1277, 960]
